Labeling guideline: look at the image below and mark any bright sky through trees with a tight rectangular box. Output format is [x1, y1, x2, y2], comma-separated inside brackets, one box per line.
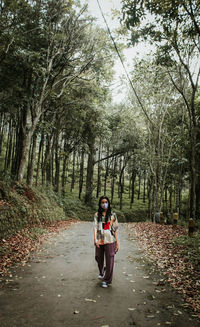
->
[81, 0, 153, 103]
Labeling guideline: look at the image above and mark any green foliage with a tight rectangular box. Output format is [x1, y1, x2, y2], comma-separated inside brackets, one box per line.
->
[0, 182, 67, 239]
[172, 233, 200, 265]
[23, 227, 49, 240]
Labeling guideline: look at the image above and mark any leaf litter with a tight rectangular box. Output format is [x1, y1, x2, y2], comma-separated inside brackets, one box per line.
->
[0, 219, 78, 284]
[126, 222, 200, 318]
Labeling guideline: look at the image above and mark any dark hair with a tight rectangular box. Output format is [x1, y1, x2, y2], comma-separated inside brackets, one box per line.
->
[97, 195, 111, 223]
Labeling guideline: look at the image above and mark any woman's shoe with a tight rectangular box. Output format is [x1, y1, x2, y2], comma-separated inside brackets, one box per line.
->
[102, 281, 108, 288]
[98, 274, 103, 279]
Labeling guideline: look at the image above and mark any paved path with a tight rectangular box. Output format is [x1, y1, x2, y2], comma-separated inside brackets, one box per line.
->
[0, 222, 199, 327]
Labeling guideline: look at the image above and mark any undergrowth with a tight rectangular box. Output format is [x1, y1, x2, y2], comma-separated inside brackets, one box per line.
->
[172, 233, 200, 265]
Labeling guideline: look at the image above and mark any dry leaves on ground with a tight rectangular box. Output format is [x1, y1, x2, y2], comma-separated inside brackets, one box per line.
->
[0, 219, 78, 281]
[127, 223, 200, 318]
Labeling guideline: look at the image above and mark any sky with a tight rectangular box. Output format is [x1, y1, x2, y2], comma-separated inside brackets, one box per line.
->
[80, 0, 152, 103]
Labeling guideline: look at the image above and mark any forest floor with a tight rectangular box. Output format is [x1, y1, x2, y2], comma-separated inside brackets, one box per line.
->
[0, 221, 200, 327]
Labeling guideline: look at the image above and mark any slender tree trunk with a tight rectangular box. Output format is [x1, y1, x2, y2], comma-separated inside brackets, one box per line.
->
[85, 138, 95, 204]
[41, 136, 45, 186]
[147, 176, 153, 221]
[137, 172, 141, 200]
[4, 119, 12, 171]
[178, 181, 182, 218]
[54, 131, 60, 193]
[119, 162, 126, 210]
[11, 129, 16, 175]
[130, 170, 136, 209]
[111, 157, 117, 204]
[36, 132, 44, 186]
[195, 174, 200, 220]
[27, 133, 37, 186]
[0, 113, 5, 157]
[190, 132, 196, 218]
[122, 167, 125, 194]
[43, 134, 53, 185]
[169, 187, 173, 218]
[62, 139, 68, 196]
[7, 123, 14, 170]
[164, 186, 168, 218]
[71, 150, 76, 192]
[96, 143, 102, 198]
[11, 125, 19, 176]
[118, 156, 122, 198]
[79, 148, 85, 199]
[51, 146, 54, 187]
[129, 176, 131, 199]
[104, 148, 109, 195]
[143, 171, 146, 203]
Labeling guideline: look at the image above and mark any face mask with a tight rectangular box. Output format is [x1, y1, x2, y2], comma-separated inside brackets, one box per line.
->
[101, 202, 108, 209]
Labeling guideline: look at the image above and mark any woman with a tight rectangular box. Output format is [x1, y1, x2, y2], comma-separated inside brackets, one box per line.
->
[94, 195, 119, 288]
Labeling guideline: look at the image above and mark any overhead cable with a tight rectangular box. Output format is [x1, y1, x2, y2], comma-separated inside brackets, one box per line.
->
[96, 0, 151, 123]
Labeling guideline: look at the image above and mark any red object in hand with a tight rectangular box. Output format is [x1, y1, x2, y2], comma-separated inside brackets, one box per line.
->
[104, 222, 110, 230]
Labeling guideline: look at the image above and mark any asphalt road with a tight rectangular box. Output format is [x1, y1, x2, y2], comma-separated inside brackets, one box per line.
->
[0, 222, 199, 327]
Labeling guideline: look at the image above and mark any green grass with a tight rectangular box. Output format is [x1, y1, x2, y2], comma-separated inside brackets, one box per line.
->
[23, 227, 49, 240]
[172, 233, 200, 265]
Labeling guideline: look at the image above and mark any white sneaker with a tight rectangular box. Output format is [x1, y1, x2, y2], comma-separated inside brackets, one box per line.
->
[102, 281, 108, 288]
[98, 274, 103, 279]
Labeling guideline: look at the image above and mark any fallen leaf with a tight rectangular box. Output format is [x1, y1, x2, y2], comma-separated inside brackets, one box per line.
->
[85, 298, 96, 303]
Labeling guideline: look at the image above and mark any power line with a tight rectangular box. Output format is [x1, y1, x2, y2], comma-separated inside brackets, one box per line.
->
[96, 0, 151, 123]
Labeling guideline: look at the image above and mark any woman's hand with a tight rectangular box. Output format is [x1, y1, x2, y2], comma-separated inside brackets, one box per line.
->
[115, 241, 119, 253]
[94, 240, 100, 248]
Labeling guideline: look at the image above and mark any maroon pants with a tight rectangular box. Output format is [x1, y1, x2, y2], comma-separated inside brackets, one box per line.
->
[95, 242, 116, 284]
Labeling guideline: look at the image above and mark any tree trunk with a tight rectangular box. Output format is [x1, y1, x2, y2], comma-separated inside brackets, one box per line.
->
[147, 175, 153, 221]
[17, 129, 33, 182]
[118, 156, 122, 198]
[43, 134, 53, 185]
[0, 113, 5, 157]
[169, 187, 173, 218]
[71, 150, 76, 192]
[195, 174, 200, 220]
[4, 119, 13, 171]
[129, 176, 131, 199]
[130, 170, 136, 209]
[85, 138, 95, 204]
[111, 157, 117, 204]
[190, 131, 196, 218]
[143, 171, 146, 203]
[62, 139, 68, 196]
[36, 132, 44, 186]
[96, 143, 102, 198]
[119, 162, 126, 210]
[54, 131, 60, 193]
[104, 148, 110, 195]
[27, 133, 37, 186]
[137, 172, 141, 200]
[16, 105, 42, 182]
[79, 148, 85, 200]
